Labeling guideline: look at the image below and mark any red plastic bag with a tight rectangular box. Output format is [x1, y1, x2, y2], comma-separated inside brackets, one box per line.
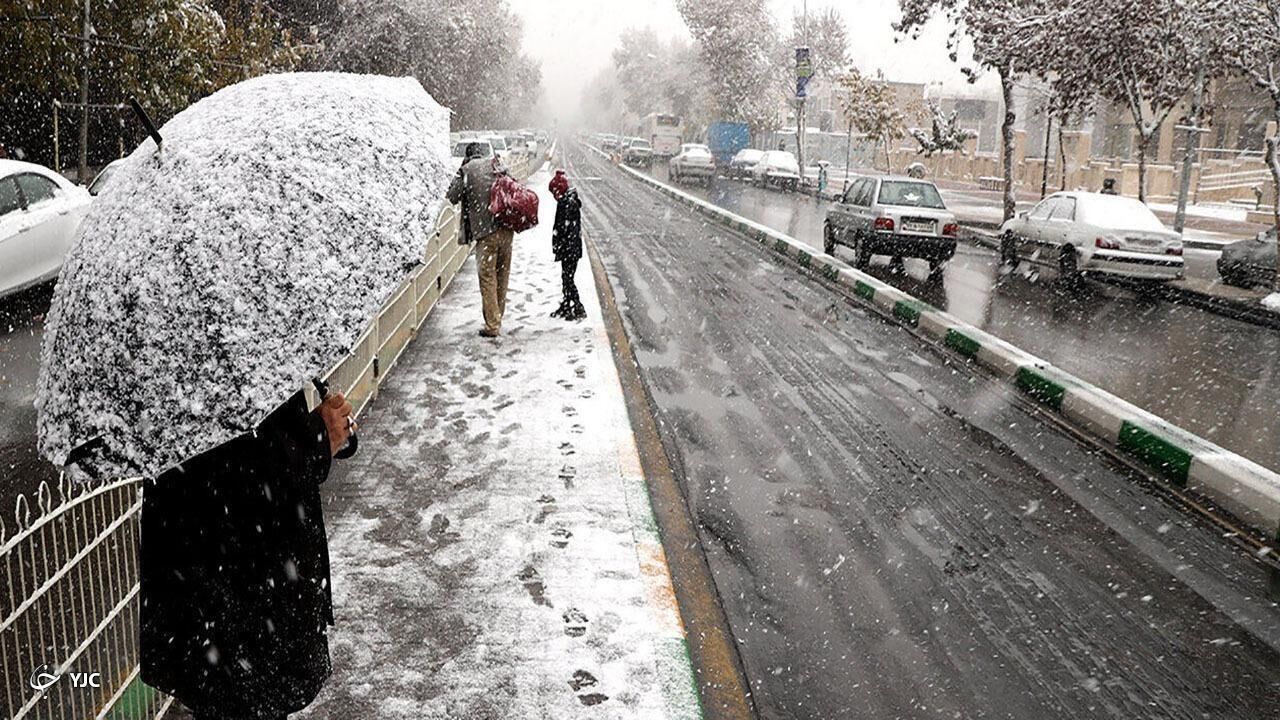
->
[489, 170, 540, 233]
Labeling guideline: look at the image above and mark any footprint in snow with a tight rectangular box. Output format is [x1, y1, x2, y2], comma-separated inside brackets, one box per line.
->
[559, 465, 576, 489]
[549, 526, 573, 548]
[559, 442, 576, 456]
[562, 607, 589, 637]
[517, 564, 551, 607]
[568, 670, 608, 706]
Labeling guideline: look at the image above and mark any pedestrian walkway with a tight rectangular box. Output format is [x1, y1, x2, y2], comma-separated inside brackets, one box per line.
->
[292, 170, 702, 718]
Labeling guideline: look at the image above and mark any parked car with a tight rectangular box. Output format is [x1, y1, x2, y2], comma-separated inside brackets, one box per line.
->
[0, 159, 92, 298]
[750, 151, 801, 191]
[824, 175, 958, 272]
[1218, 228, 1276, 288]
[88, 159, 124, 196]
[450, 139, 494, 171]
[623, 138, 654, 167]
[669, 143, 715, 185]
[728, 148, 764, 180]
[601, 134, 622, 151]
[486, 135, 512, 163]
[999, 191, 1184, 281]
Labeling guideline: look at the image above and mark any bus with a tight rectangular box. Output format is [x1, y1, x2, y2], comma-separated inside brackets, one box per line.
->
[638, 113, 684, 157]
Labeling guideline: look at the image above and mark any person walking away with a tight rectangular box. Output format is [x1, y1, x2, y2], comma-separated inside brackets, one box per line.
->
[447, 142, 515, 337]
[1101, 177, 1118, 195]
[139, 390, 354, 720]
[549, 169, 585, 321]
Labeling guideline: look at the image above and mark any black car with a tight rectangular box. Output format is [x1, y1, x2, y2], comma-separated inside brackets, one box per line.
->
[1218, 228, 1277, 288]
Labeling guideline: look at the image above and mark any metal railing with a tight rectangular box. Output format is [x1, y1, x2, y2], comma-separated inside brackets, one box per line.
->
[0, 151, 536, 719]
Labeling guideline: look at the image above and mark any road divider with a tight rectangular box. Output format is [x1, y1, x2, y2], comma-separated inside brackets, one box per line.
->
[588, 144, 1280, 547]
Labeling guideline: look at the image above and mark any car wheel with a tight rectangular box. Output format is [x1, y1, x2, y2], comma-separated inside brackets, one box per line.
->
[1059, 245, 1080, 283]
[853, 231, 871, 268]
[1000, 232, 1018, 266]
[823, 225, 837, 255]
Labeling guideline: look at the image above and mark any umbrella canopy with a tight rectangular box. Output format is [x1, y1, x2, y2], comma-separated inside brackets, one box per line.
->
[36, 72, 453, 480]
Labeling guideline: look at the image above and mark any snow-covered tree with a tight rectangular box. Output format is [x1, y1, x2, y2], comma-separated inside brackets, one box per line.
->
[896, 0, 1051, 221]
[910, 101, 977, 156]
[676, 0, 782, 132]
[1224, 0, 1280, 266]
[321, 0, 541, 129]
[789, 6, 850, 79]
[1026, 0, 1227, 202]
[0, 0, 307, 171]
[838, 68, 908, 171]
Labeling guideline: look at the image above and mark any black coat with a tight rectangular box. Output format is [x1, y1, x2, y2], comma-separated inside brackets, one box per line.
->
[552, 189, 583, 263]
[139, 392, 333, 719]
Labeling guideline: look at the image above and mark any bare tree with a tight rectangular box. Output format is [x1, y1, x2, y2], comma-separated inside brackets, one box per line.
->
[896, 0, 1052, 222]
[1224, 0, 1280, 278]
[1030, 0, 1226, 202]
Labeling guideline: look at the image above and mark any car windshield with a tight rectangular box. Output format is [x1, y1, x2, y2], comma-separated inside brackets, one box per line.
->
[877, 181, 945, 209]
[452, 142, 491, 158]
[488, 137, 508, 150]
[1079, 195, 1166, 231]
[764, 152, 798, 171]
[89, 164, 119, 195]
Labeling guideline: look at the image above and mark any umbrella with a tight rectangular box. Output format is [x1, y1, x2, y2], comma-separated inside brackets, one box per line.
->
[35, 72, 453, 480]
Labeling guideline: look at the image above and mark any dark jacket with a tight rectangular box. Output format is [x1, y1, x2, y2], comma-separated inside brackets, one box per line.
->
[139, 392, 333, 720]
[552, 189, 583, 263]
[446, 157, 500, 243]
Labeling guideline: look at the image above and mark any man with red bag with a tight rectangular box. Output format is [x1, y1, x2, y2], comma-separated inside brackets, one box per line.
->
[447, 143, 517, 337]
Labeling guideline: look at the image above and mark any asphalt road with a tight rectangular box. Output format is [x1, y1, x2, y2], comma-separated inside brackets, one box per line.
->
[0, 283, 57, 509]
[637, 162, 1280, 475]
[569, 144, 1280, 720]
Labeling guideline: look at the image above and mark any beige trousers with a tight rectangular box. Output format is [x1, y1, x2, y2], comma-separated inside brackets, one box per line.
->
[476, 229, 515, 334]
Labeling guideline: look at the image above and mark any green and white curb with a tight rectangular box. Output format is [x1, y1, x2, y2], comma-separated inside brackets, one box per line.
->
[592, 319, 705, 720]
[590, 144, 1280, 543]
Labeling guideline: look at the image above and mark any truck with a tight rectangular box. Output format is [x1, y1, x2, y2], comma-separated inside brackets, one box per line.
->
[639, 113, 684, 156]
[706, 121, 751, 168]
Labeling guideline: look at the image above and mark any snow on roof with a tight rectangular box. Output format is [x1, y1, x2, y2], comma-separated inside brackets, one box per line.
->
[36, 72, 453, 479]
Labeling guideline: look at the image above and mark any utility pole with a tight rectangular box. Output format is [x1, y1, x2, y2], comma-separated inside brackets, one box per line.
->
[796, 0, 808, 184]
[1040, 102, 1053, 199]
[78, 0, 91, 183]
[1174, 64, 1207, 235]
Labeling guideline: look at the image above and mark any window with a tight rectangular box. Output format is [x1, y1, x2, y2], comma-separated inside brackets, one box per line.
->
[16, 173, 58, 206]
[0, 177, 21, 217]
[853, 180, 876, 207]
[1049, 197, 1076, 222]
[876, 181, 945, 209]
[1028, 198, 1057, 221]
[841, 179, 862, 204]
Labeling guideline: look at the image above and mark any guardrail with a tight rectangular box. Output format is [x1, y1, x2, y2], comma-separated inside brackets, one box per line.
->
[0, 151, 535, 720]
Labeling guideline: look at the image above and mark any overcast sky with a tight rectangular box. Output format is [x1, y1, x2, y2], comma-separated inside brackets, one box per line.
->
[511, 0, 998, 117]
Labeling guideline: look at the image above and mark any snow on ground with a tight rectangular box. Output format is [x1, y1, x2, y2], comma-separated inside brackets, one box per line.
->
[1262, 292, 1280, 312]
[297, 170, 691, 718]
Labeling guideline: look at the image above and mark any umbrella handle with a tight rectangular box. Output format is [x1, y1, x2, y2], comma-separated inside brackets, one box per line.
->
[311, 378, 359, 460]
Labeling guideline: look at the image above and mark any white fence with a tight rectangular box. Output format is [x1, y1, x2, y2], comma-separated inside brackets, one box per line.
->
[0, 153, 534, 720]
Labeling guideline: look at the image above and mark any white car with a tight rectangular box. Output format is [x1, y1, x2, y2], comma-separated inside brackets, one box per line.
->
[486, 135, 513, 163]
[669, 143, 715, 185]
[999, 191, 1184, 281]
[750, 150, 801, 191]
[0, 159, 92, 298]
[728, 148, 765, 180]
[450, 139, 494, 171]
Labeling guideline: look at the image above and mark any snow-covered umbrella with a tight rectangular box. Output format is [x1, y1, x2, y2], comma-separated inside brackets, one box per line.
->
[35, 72, 453, 480]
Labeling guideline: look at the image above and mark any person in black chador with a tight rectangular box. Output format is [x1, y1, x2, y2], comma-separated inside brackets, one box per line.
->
[139, 390, 353, 720]
[549, 169, 585, 321]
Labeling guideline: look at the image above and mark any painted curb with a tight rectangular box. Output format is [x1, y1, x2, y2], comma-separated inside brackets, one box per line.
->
[589, 144, 1280, 543]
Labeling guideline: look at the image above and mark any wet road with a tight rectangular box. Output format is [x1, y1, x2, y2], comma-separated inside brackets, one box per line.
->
[638, 162, 1280, 474]
[570, 144, 1280, 720]
[0, 285, 57, 509]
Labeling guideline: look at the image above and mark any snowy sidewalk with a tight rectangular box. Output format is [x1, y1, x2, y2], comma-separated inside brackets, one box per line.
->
[294, 170, 702, 718]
